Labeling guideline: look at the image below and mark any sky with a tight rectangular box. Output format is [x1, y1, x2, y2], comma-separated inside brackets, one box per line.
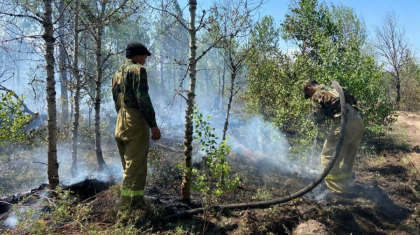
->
[180, 0, 420, 58]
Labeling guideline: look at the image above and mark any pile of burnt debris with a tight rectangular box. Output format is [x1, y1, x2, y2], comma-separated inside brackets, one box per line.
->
[0, 177, 115, 218]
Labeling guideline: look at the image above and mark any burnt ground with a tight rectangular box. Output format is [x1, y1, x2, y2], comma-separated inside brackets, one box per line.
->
[1, 112, 420, 234]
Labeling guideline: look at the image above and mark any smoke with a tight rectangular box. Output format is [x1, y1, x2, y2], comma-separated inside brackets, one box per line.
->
[151, 93, 292, 164]
[0, 140, 123, 198]
[150, 93, 329, 200]
[2, 191, 54, 229]
[149, 89, 324, 182]
[55, 143, 123, 186]
[309, 187, 330, 201]
[3, 214, 18, 228]
[229, 116, 289, 158]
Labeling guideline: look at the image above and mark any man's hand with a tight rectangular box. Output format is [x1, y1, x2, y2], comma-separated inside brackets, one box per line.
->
[151, 126, 161, 141]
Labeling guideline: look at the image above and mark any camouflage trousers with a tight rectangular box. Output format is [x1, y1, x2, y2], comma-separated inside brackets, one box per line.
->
[321, 118, 364, 193]
[115, 107, 149, 208]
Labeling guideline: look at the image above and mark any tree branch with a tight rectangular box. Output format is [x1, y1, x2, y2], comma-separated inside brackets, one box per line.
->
[144, 0, 188, 30]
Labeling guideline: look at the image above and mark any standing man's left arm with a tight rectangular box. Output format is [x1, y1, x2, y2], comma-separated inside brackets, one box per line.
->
[132, 67, 157, 129]
[111, 71, 121, 113]
[132, 66, 161, 140]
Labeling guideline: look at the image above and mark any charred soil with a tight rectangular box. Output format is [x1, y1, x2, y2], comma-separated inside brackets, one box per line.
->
[1, 112, 420, 234]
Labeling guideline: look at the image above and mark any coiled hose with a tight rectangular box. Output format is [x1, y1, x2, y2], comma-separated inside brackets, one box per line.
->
[165, 81, 348, 220]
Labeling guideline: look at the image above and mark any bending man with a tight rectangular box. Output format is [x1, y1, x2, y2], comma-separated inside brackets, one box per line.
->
[112, 42, 161, 209]
[303, 80, 364, 193]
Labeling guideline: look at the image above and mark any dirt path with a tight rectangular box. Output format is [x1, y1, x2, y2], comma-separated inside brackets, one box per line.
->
[395, 111, 420, 171]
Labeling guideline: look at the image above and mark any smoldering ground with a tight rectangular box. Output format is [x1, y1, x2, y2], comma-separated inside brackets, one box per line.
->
[2, 88, 419, 234]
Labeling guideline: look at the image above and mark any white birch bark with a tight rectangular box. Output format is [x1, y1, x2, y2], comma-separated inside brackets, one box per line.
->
[180, 0, 197, 202]
[43, 0, 59, 189]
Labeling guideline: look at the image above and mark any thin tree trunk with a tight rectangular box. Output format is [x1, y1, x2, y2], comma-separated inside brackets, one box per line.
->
[160, 55, 164, 94]
[218, 69, 221, 100]
[94, 2, 107, 171]
[94, 24, 107, 171]
[222, 68, 236, 141]
[220, 66, 236, 183]
[395, 69, 401, 104]
[180, 0, 197, 203]
[204, 69, 211, 90]
[179, 63, 184, 121]
[70, 89, 74, 120]
[43, 0, 59, 189]
[71, 0, 80, 177]
[58, 0, 68, 125]
[160, 0, 165, 94]
[221, 50, 226, 111]
[89, 105, 92, 128]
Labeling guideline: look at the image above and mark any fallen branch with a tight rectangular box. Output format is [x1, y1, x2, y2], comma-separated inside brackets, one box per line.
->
[155, 142, 183, 153]
[33, 161, 48, 166]
[0, 200, 12, 205]
[0, 208, 13, 220]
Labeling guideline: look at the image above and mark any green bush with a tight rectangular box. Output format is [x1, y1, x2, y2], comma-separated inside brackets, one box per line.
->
[191, 107, 239, 205]
[0, 92, 33, 152]
[243, 1, 396, 159]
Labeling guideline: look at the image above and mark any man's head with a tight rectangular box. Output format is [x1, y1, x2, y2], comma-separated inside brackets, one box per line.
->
[302, 79, 319, 99]
[126, 42, 151, 65]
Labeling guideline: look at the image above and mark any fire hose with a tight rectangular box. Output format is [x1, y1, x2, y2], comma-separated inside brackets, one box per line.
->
[165, 81, 348, 221]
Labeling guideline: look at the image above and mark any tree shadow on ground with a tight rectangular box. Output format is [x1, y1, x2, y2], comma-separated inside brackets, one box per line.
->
[350, 183, 412, 222]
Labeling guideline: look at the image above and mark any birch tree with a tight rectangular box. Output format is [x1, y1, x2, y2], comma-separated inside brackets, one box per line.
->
[147, 0, 262, 202]
[80, 0, 138, 170]
[180, 0, 198, 202]
[207, 0, 260, 182]
[0, 0, 62, 189]
[374, 11, 410, 105]
[43, 0, 60, 189]
[93, 1, 108, 170]
[57, 0, 69, 125]
[70, 0, 81, 176]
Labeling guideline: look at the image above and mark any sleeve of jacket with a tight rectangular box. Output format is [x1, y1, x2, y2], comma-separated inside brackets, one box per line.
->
[311, 95, 326, 125]
[311, 90, 336, 124]
[133, 67, 157, 128]
[112, 72, 120, 113]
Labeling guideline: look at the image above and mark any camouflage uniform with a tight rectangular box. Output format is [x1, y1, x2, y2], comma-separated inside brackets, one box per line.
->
[311, 84, 364, 193]
[112, 59, 157, 208]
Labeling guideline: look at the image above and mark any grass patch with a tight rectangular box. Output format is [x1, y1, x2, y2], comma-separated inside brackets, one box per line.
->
[375, 126, 411, 152]
[366, 155, 387, 167]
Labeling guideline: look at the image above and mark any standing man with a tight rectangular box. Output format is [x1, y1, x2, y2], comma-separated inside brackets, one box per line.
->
[302, 80, 364, 194]
[112, 42, 161, 209]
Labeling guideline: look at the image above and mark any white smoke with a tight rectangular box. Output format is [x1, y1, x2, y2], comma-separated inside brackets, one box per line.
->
[3, 214, 18, 228]
[228, 116, 289, 159]
[151, 92, 323, 182]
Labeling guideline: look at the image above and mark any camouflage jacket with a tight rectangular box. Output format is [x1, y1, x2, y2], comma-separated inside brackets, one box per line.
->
[112, 59, 157, 128]
[311, 84, 358, 124]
